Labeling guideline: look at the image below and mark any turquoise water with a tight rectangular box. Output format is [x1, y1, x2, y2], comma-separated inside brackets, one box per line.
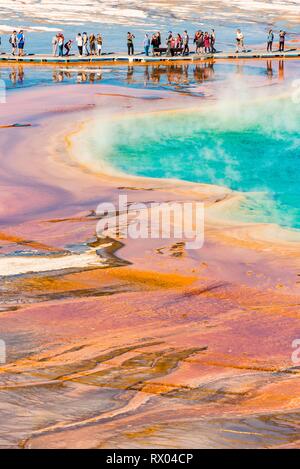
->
[88, 95, 300, 230]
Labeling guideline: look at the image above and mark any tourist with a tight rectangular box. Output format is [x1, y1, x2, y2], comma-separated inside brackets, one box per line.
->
[52, 34, 58, 56]
[64, 39, 73, 56]
[236, 29, 246, 53]
[57, 33, 64, 57]
[76, 33, 83, 56]
[204, 32, 210, 53]
[82, 32, 89, 55]
[279, 30, 286, 52]
[17, 30, 25, 56]
[9, 31, 17, 56]
[156, 31, 161, 48]
[144, 33, 150, 56]
[210, 29, 216, 53]
[194, 31, 199, 53]
[151, 33, 158, 55]
[171, 34, 176, 49]
[89, 33, 96, 55]
[127, 32, 135, 56]
[267, 29, 274, 52]
[166, 32, 173, 56]
[96, 34, 103, 55]
[182, 30, 189, 56]
[176, 33, 183, 50]
[195, 31, 204, 54]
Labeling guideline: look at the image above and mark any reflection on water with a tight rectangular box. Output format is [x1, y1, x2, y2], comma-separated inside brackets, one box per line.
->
[278, 60, 285, 80]
[0, 60, 288, 94]
[52, 69, 104, 84]
[125, 63, 215, 87]
[8, 66, 25, 85]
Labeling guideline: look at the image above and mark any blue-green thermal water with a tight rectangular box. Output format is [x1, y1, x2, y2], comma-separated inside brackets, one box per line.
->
[88, 96, 300, 230]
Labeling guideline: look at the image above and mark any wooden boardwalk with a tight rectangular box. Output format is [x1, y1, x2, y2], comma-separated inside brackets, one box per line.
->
[0, 49, 300, 66]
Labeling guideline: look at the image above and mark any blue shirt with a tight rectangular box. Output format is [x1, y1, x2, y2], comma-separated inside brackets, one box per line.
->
[17, 33, 24, 44]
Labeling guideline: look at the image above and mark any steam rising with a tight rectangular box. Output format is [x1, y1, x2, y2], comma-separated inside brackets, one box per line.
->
[75, 76, 300, 230]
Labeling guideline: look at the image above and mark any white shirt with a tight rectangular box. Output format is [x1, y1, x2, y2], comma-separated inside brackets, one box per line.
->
[11, 34, 17, 45]
[76, 35, 83, 47]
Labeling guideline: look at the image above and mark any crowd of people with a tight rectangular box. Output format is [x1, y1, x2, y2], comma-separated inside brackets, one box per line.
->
[139, 28, 287, 56]
[52, 32, 103, 57]
[2, 28, 288, 57]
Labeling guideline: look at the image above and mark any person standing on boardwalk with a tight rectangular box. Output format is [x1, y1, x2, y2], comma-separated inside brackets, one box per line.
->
[204, 32, 210, 53]
[9, 31, 17, 56]
[171, 34, 176, 49]
[267, 29, 274, 52]
[194, 31, 200, 53]
[279, 31, 286, 52]
[127, 32, 135, 55]
[17, 29, 25, 56]
[52, 34, 58, 56]
[82, 32, 89, 55]
[151, 33, 158, 55]
[76, 33, 83, 56]
[144, 33, 150, 56]
[166, 32, 173, 56]
[196, 31, 204, 54]
[236, 29, 246, 53]
[89, 33, 96, 55]
[156, 31, 161, 49]
[182, 30, 189, 56]
[96, 34, 103, 55]
[17, 30, 25, 56]
[210, 29, 216, 53]
[57, 33, 64, 57]
[176, 33, 183, 49]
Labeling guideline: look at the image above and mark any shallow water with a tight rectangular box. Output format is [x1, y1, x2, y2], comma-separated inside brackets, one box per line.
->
[0, 61, 276, 91]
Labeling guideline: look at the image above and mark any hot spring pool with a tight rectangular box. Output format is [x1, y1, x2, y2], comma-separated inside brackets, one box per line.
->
[86, 95, 300, 230]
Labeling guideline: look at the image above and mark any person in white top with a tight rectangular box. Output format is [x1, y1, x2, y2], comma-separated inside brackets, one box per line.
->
[236, 29, 246, 53]
[52, 35, 58, 56]
[76, 33, 83, 56]
[82, 32, 89, 56]
[96, 34, 103, 56]
[9, 31, 17, 55]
